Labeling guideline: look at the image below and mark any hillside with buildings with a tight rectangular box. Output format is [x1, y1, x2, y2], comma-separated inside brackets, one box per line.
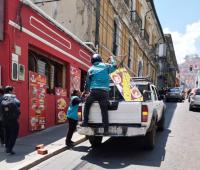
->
[179, 54, 200, 88]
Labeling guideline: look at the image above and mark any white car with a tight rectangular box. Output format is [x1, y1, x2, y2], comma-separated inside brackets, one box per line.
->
[78, 78, 166, 150]
[189, 88, 200, 111]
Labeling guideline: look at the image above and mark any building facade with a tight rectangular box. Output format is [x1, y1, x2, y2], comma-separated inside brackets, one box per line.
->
[0, 0, 93, 136]
[157, 34, 179, 88]
[34, 0, 166, 84]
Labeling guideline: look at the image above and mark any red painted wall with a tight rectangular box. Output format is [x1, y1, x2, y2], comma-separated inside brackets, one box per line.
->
[0, 0, 92, 136]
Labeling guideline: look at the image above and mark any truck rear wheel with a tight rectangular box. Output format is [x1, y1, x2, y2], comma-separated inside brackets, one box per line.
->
[88, 136, 103, 148]
[144, 123, 156, 150]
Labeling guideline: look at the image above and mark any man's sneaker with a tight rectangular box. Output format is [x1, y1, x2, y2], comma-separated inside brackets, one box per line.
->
[5, 148, 10, 153]
[66, 141, 75, 147]
[7, 151, 16, 155]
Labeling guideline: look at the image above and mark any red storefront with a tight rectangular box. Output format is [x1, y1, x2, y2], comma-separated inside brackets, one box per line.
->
[0, 0, 93, 136]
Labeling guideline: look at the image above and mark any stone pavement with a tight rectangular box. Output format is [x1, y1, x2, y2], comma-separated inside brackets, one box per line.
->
[0, 123, 86, 170]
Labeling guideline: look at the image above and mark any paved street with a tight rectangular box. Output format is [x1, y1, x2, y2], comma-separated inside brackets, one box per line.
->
[30, 100, 200, 170]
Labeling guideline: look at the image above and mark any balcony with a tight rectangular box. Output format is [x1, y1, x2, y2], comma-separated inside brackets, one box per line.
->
[131, 11, 142, 29]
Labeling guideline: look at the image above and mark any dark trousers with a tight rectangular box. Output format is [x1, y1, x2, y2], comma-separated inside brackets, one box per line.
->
[5, 120, 19, 152]
[0, 122, 5, 144]
[84, 89, 109, 128]
[66, 118, 78, 144]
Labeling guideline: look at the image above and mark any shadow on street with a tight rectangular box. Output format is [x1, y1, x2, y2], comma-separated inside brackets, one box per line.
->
[0, 123, 67, 163]
[72, 102, 178, 169]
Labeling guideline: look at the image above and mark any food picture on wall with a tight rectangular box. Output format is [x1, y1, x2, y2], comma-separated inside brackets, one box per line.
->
[29, 71, 47, 131]
[57, 98, 67, 110]
[55, 88, 68, 124]
[70, 66, 81, 93]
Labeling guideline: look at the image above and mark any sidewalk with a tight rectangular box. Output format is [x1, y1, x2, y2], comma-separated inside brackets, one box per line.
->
[0, 123, 86, 170]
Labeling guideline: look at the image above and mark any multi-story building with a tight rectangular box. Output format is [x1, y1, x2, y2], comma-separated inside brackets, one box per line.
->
[157, 34, 179, 88]
[33, 0, 166, 84]
[179, 54, 200, 88]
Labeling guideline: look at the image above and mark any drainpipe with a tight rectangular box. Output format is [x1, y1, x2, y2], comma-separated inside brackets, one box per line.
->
[95, 0, 100, 52]
[130, 0, 133, 21]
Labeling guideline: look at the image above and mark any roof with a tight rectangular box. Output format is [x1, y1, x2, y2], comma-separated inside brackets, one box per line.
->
[20, 0, 95, 54]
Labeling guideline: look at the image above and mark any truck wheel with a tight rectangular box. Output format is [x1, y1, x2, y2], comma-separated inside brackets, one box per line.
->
[88, 136, 102, 148]
[189, 106, 193, 111]
[157, 112, 165, 131]
[144, 123, 156, 150]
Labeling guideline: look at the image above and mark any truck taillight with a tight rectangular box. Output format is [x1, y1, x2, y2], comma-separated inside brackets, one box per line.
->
[78, 106, 82, 121]
[142, 105, 148, 122]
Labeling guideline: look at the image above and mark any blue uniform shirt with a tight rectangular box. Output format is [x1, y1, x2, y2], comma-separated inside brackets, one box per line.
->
[67, 96, 81, 121]
[85, 57, 117, 91]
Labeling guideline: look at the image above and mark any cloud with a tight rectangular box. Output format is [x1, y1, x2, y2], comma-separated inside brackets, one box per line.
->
[163, 20, 200, 64]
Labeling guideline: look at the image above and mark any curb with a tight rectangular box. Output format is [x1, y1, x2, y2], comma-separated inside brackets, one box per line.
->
[18, 137, 87, 170]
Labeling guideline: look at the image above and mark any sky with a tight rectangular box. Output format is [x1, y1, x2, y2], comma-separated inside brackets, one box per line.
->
[154, 0, 200, 64]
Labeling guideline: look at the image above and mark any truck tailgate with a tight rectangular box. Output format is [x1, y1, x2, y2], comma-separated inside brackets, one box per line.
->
[86, 101, 142, 124]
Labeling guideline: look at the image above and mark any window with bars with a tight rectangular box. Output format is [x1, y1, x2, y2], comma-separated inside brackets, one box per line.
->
[28, 50, 65, 94]
[112, 19, 120, 56]
[127, 39, 133, 68]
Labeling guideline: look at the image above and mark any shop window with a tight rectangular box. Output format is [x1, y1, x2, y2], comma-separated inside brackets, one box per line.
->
[81, 70, 87, 92]
[54, 63, 63, 88]
[28, 52, 37, 72]
[28, 50, 65, 94]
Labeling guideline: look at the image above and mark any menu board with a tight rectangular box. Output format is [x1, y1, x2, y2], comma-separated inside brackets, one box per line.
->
[55, 88, 68, 124]
[110, 68, 143, 101]
[70, 66, 81, 94]
[29, 71, 47, 131]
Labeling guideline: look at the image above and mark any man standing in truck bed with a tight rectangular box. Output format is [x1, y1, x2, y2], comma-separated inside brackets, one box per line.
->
[82, 54, 117, 133]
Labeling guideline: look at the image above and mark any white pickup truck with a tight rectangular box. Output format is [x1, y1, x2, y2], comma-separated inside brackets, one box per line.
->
[78, 78, 166, 149]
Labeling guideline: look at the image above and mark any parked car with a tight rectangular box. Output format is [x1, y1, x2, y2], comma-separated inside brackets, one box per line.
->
[188, 88, 196, 102]
[165, 87, 183, 102]
[189, 88, 200, 111]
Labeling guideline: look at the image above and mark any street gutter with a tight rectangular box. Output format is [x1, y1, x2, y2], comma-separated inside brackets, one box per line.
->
[18, 137, 87, 170]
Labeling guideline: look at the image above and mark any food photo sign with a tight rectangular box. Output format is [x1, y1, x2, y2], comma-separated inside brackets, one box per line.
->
[110, 68, 143, 101]
[55, 88, 68, 124]
[29, 71, 47, 131]
[70, 66, 81, 93]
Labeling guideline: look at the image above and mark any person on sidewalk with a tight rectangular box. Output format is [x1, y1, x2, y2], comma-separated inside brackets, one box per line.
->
[0, 87, 5, 145]
[82, 54, 117, 133]
[66, 90, 82, 147]
[0, 86, 20, 155]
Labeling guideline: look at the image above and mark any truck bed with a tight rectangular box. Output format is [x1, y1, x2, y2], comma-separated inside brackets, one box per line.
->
[86, 101, 142, 124]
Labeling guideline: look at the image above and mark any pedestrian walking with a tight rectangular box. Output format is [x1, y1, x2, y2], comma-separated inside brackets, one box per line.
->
[82, 54, 117, 134]
[0, 87, 5, 145]
[0, 86, 20, 155]
[65, 90, 82, 147]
